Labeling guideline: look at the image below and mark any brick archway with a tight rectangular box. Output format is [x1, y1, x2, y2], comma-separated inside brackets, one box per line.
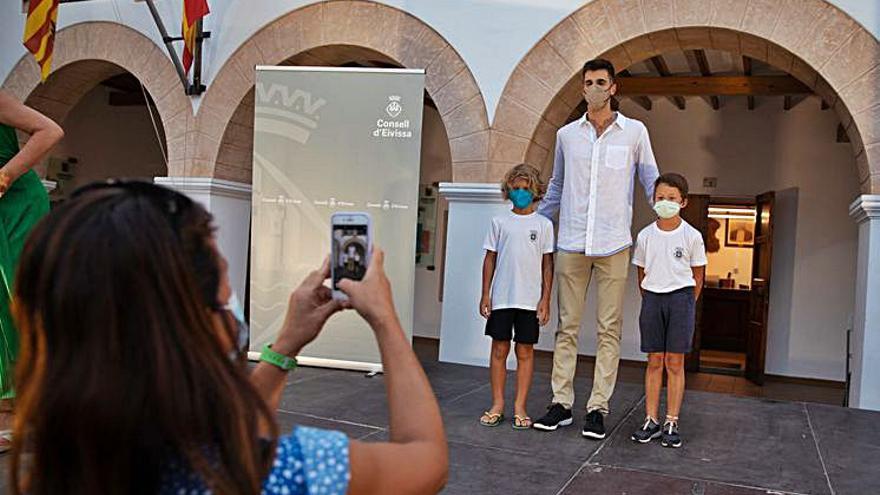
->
[492, 0, 880, 193]
[200, 0, 489, 182]
[1, 22, 192, 176]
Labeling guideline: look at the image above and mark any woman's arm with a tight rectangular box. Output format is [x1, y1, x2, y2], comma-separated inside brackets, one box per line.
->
[249, 257, 344, 414]
[340, 250, 448, 495]
[0, 91, 64, 187]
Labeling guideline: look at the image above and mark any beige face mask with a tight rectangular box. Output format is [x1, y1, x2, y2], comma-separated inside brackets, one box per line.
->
[584, 85, 611, 110]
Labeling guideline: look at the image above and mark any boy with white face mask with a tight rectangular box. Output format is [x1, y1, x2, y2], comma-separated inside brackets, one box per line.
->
[631, 173, 706, 448]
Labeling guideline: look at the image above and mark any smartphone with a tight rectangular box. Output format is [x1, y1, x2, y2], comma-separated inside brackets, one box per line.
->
[330, 212, 372, 300]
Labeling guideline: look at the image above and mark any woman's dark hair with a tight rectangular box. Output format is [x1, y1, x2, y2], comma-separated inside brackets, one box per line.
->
[10, 181, 277, 495]
[582, 58, 616, 81]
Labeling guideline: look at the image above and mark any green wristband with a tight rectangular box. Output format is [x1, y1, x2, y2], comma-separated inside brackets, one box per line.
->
[260, 343, 298, 372]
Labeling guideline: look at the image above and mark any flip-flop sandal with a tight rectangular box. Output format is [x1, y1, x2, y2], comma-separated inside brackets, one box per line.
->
[513, 415, 532, 430]
[479, 411, 504, 427]
[0, 430, 12, 454]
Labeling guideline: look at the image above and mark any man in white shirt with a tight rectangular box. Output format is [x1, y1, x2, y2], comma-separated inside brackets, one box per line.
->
[534, 59, 660, 439]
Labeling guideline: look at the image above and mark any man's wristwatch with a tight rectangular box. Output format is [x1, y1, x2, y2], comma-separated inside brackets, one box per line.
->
[260, 343, 298, 371]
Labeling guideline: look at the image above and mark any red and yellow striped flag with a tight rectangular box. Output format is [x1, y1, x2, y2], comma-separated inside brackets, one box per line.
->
[182, 0, 210, 75]
[23, 0, 60, 81]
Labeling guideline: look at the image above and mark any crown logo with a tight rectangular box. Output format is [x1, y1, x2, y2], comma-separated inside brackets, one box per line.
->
[386, 95, 403, 118]
[255, 82, 327, 144]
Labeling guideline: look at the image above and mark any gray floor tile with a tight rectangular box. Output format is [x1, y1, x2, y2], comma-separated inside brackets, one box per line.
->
[442, 372, 643, 461]
[805, 403, 880, 495]
[275, 410, 383, 440]
[591, 391, 832, 494]
[563, 465, 780, 494]
[441, 440, 582, 495]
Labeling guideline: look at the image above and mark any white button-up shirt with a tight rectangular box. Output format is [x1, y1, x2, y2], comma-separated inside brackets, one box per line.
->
[538, 112, 660, 256]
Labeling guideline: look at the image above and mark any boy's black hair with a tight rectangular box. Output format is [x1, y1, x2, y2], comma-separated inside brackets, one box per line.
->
[654, 173, 689, 198]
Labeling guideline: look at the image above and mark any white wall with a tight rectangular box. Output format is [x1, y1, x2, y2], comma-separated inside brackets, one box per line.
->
[604, 96, 858, 381]
[3, 1, 878, 120]
[50, 84, 167, 193]
[413, 104, 452, 339]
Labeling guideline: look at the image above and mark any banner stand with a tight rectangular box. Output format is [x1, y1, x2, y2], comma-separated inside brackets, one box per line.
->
[249, 66, 424, 373]
[247, 352, 384, 374]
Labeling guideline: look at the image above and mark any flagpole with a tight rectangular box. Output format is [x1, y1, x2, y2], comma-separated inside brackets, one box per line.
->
[143, 0, 188, 92]
[192, 18, 206, 95]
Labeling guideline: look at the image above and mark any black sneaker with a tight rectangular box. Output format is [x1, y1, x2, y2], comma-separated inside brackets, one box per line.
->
[532, 403, 573, 431]
[582, 410, 606, 439]
[661, 421, 682, 448]
[630, 417, 661, 443]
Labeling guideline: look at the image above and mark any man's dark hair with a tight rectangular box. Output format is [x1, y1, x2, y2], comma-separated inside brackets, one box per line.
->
[582, 58, 616, 81]
[654, 173, 689, 198]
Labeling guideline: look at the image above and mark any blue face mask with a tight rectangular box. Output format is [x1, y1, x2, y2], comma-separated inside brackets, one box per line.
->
[509, 189, 534, 209]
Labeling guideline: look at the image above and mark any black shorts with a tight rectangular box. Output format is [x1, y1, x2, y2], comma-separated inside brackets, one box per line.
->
[485, 308, 539, 344]
[639, 287, 696, 354]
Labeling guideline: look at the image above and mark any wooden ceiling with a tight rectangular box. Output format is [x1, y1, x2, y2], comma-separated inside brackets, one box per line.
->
[614, 49, 847, 143]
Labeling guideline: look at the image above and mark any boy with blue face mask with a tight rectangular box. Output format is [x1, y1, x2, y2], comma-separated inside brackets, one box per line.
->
[479, 164, 555, 430]
[631, 173, 707, 448]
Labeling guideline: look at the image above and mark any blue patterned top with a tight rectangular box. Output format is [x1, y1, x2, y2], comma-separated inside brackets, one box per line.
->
[160, 427, 350, 495]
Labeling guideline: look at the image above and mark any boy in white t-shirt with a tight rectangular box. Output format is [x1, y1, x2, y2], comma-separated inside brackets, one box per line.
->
[631, 173, 706, 448]
[479, 164, 555, 430]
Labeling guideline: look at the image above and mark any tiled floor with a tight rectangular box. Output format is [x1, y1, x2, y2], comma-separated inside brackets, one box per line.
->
[524, 340, 845, 406]
[0, 339, 867, 494]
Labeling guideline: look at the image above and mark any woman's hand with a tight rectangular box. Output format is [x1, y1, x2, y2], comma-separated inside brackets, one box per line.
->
[273, 257, 345, 356]
[337, 248, 398, 329]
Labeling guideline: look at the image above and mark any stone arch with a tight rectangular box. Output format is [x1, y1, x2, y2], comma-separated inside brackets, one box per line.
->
[200, 0, 489, 182]
[492, 0, 880, 193]
[1, 21, 193, 176]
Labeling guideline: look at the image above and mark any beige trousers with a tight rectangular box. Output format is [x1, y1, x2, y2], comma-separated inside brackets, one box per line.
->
[551, 249, 630, 414]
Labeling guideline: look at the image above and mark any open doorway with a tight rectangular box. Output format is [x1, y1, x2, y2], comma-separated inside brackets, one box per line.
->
[701, 200, 757, 375]
[682, 193, 775, 385]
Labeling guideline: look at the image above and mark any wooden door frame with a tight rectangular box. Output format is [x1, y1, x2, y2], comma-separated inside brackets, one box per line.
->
[745, 191, 775, 384]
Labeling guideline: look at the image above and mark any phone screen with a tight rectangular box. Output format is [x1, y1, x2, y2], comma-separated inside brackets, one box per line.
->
[332, 224, 368, 289]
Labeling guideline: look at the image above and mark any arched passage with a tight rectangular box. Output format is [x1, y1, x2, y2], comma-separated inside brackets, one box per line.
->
[492, 0, 880, 193]
[199, 0, 489, 183]
[1, 21, 193, 177]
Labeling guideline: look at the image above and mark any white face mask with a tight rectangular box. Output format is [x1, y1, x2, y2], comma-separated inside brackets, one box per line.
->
[225, 292, 249, 359]
[584, 85, 611, 110]
[653, 200, 682, 219]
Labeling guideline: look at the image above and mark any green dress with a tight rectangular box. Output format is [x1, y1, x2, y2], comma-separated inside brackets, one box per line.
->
[0, 124, 50, 400]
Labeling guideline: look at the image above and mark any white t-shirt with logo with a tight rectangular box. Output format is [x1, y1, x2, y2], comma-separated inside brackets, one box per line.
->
[632, 220, 708, 293]
[484, 211, 555, 310]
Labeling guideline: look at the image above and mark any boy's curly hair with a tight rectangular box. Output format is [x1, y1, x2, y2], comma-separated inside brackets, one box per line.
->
[501, 163, 545, 201]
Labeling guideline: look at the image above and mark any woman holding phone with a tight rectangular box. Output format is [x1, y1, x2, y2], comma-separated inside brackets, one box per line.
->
[0, 90, 63, 453]
[8, 181, 447, 494]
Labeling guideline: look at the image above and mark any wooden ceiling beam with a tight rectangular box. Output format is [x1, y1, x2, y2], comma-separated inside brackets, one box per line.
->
[743, 56, 756, 110]
[837, 124, 850, 143]
[617, 70, 652, 111]
[616, 75, 811, 96]
[693, 50, 721, 110]
[649, 55, 686, 110]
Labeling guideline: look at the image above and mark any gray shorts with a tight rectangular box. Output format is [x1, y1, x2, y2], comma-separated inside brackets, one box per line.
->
[639, 287, 696, 354]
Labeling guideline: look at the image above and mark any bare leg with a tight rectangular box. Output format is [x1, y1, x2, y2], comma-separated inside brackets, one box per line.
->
[664, 353, 686, 419]
[514, 343, 535, 421]
[645, 353, 664, 421]
[487, 340, 510, 415]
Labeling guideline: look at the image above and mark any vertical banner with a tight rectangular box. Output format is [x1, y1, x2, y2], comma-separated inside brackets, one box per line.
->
[250, 67, 425, 372]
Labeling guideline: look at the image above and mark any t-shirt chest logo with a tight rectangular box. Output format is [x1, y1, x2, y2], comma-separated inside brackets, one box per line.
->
[673, 247, 684, 259]
[529, 230, 538, 242]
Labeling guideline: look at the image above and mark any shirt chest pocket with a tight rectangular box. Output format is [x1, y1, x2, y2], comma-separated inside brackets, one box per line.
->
[604, 145, 630, 171]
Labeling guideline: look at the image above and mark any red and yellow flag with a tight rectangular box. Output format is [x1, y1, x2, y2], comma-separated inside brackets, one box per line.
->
[182, 0, 210, 75]
[23, 0, 60, 81]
